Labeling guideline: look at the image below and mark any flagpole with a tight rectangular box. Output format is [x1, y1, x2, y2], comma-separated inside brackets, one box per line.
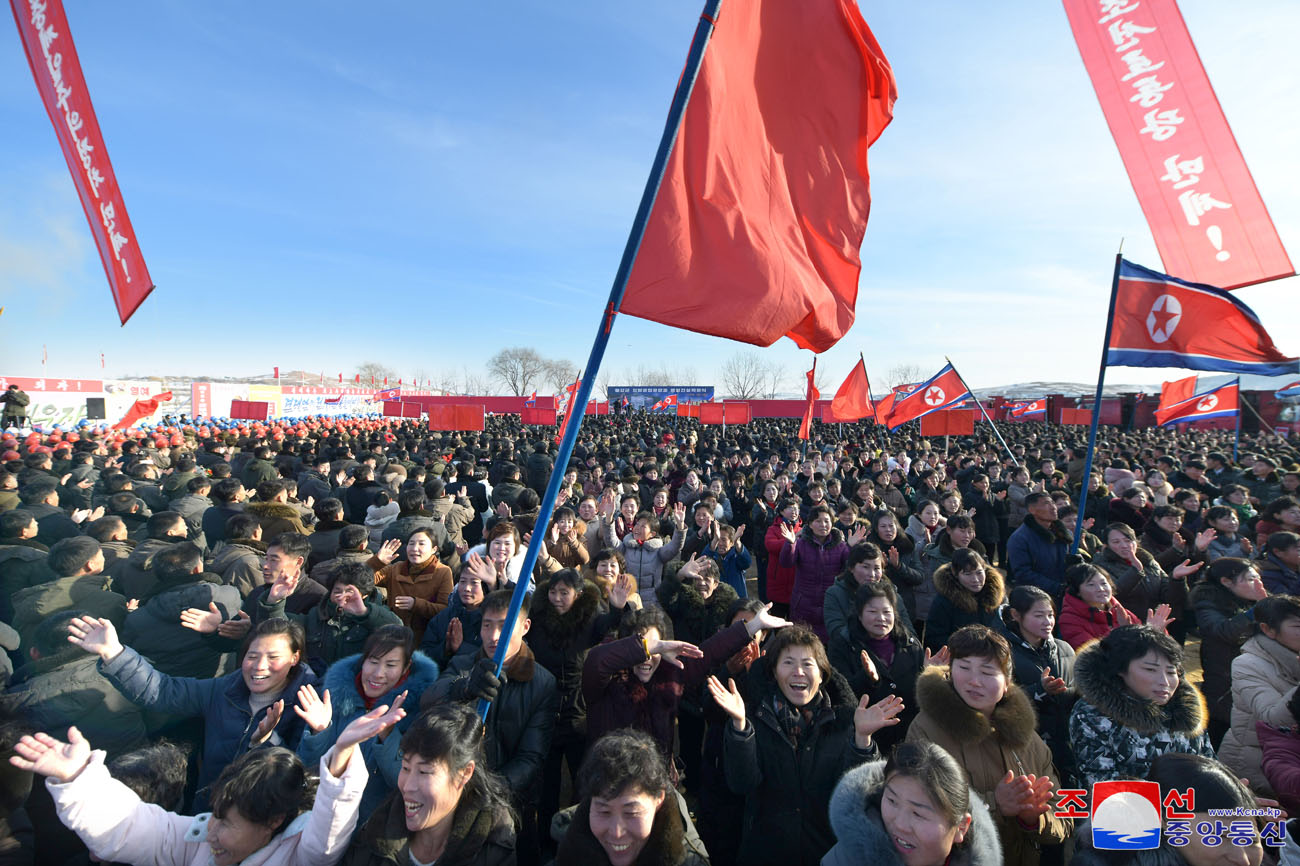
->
[1233, 377, 1242, 463]
[944, 356, 1018, 467]
[1072, 253, 1123, 556]
[477, 0, 724, 721]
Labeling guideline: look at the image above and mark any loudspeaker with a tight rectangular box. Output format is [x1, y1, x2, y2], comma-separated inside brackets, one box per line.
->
[86, 398, 106, 420]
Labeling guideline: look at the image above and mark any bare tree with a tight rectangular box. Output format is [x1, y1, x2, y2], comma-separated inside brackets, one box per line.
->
[720, 351, 768, 399]
[762, 360, 788, 399]
[460, 365, 491, 396]
[356, 361, 396, 384]
[885, 363, 926, 391]
[486, 348, 547, 396]
[596, 371, 613, 401]
[542, 358, 582, 391]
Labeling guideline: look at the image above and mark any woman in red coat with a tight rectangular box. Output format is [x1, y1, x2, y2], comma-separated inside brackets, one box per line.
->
[764, 497, 801, 619]
[1058, 563, 1168, 649]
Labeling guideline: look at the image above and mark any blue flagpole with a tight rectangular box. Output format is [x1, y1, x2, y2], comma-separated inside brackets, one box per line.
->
[1234, 377, 1241, 462]
[478, 0, 724, 721]
[1072, 253, 1123, 556]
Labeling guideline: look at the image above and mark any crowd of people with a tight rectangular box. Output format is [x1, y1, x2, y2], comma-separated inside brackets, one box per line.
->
[0, 406, 1299, 866]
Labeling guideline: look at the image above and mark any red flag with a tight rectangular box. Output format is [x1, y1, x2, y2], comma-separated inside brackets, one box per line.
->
[882, 364, 969, 430]
[1156, 380, 1239, 426]
[11, 0, 155, 323]
[273, 366, 280, 380]
[384, 377, 388, 386]
[798, 359, 819, 440]
[873, 391, 896, 425]
[355, 374, 361, 384]
[1063, 1, 1292, 288]
[112, 390, 172, 430]
[1158, 375, 1198, 412]
[338, 373, 343, 384]
[825, 358, 873, 422]
[621, 0, 895, 352]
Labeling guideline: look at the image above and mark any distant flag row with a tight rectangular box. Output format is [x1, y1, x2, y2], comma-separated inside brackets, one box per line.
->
[1155, 378, 1240, 427]
[1009, 399, 1046, 419]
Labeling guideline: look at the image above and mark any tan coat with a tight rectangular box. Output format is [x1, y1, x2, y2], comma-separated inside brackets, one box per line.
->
[1219, 633, 1300, 794]
[907, 666, 1070, 866]
[367, 555, 453, 646]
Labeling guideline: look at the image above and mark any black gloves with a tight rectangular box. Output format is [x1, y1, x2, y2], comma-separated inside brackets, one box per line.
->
[466, 657, 502, 703]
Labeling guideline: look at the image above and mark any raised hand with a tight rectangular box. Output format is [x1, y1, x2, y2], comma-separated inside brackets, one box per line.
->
[1040, 666, 1067, 695]
[1194, 528, 1217, 551]
[677, 553, 701, 580]
[923, 646, 951, 668]
[293, 685, 333, 734]
[217, 610, 252, 640]
[339, 590, 367, 617]
[888, 547, 900, 567]
[780, 523, 799, 546]
[66, 616, 123, 661]
[376, 538, 403, 565]
[268, 572, 299, 604]
[649, 637, 703, 669]
[10, 727, 92, 783]
[495, 501, 512, 519]
[1172, 557, 1203, 580]
[463, 552, 496, 589]
[734, 525, 747, 550]
[706, 675, 746, 731]
[746, 602, 793, 636]
[672, 502, 687, 529]
[446, 617, 463, 654]
[327, 693, 408, 777]
[860, 650, 879, 683]
[1242, 537, 1255, 556]
[855, 694, 905, 743]
[250, 699, 285, 745]
[847, 525, 869, 546]
[727, 640, 761, 675]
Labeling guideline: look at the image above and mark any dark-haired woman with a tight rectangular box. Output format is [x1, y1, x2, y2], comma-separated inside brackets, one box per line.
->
[823, 741, 1003, 866]
[528, 569, 627, 851]
[1190, 557, 1270, 749]
[906, 625, 1070, 866]
[827, 581, 926, 755]
[779, 505, 859, 640]
[554, 729, 708, 866]
[68, 614, 318, 810]
[1001, 585, 1078, 785]
[344, 702, 518, 866]
[763, 497, 802, 618]
[866, 510, 925, 620]
[1069, 625, 1216, 789]
[1058, 564, 1150, 650]
[17, 695, 397, 865]
[295, 624, 439, 819]
[924, 549, 1006, 653]
[1093, 522, 1200, 625]
[707, 625, 903, 866]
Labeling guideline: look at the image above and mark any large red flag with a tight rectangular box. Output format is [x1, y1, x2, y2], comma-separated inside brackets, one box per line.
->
[620, 0, 896, 353]
[1062, 0, 1292, 288]
[112, 390, 172, 430]
[825, 359, 874, 423]
[798, 359, 819, 441]
[873, 392, 896, 426]
[11, 0, 155, 323]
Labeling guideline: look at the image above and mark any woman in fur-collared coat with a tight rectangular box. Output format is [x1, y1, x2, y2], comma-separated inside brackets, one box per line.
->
[923, 548, 1006, 653]
[1068, 624, 1216, 790]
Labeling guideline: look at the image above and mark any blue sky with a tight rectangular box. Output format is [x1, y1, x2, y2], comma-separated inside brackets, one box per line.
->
[1, 1, 1297, 393]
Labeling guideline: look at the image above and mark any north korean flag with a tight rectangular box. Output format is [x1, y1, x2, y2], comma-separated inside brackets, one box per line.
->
[883, 364, 969, 430]
[1010, 399, 1046, 419]
[1275, 381, 1300, 400]
[1156, 380, 1240, 426]
[1108, 259, 1298, 375]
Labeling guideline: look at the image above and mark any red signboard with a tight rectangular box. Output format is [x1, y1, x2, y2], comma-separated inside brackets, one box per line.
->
[699, 402, 752, 425]
[1063, 0, 1292, 288]
[918, 410, 976, 437]
[1061, 408, 1094, 426]
[382, 400, 405, 418]
[229, 400, 270, 421]
[427, 404, 485, 432]
[522, 407, 558, 426]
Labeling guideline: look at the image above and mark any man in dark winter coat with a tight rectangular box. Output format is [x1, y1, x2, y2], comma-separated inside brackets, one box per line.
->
[202, 478, 246, 547]
[305, 497, 350, 569]
[17, 478, 84, 547]
[1006, 492, 1071, 597]
[207, 513, 266, 597]
[11, 536, 126, 649]
[238, 445, 279, 490]
[0, 385, 30, 428]
[121, 542, 242, 679]
[490, 463, 527, 514]
[343, 465, 383, 524]
[110, 511, 189, 600]
[525, 443, 554, 494]
[0, 510, 49, 619]
[169, 475, 212, 548]
[427, 589, 558, 860]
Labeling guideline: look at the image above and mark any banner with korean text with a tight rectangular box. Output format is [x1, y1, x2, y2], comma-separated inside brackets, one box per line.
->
[1063, 0, 1292, 288]
[10, 0, 155, 322]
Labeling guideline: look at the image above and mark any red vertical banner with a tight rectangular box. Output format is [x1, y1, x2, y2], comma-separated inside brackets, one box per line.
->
[1062, 0, 1292, 288]
[10, 0, 155, 323]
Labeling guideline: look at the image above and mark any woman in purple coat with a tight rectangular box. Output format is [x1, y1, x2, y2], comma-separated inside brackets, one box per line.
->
[779, 505, 865, 639]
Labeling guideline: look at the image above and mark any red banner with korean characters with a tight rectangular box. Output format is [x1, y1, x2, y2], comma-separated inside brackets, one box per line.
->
[1063, 0, 1293, 289]
[10, 0, 155, 322]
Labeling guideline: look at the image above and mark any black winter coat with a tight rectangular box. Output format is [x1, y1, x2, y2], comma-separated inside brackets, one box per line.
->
[827, 618, 922, 754]
[526, 580, 619, 742]
[122, 578, 243, 679]
[723, 664, 878, 866]
[1189, 578, 1257, 726]
[1003, 622, 1078, 785]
